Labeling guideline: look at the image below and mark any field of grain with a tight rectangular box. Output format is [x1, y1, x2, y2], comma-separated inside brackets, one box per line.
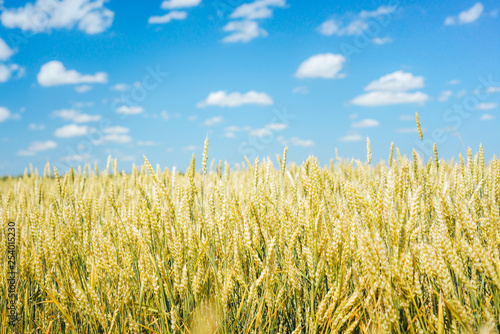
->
[1, 137, 500, 333]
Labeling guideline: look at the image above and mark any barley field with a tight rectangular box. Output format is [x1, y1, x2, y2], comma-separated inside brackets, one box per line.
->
[1, 137, 500, 333]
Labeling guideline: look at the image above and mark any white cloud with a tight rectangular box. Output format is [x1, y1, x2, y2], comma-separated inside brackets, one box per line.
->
[53, 109, 101, 123]
[103, 134, 131, 144]
[161, 0, 202, 9]
[487, 87, 500, 93]
[289, 136, 314, 147]
[352, 70, 428, 106]
[265, 123, 288, 130]
[224, 125, 251, 138]
[395, 127, 424, 134]
[197, 90, 273, 108]
[111, 83, 130, 91]
[477, 102, 498, 110]
[61, 153, 93, 162]
[29, 123, 45, 130]
[438, 90, 453, 102]
[480, 113, 496, 121]
[230, 0, 286, 20]
[339, 133, 363, 142]
[37, 61, 107, 86]
[351, 91, 429, 106]
[223, 0, 286, 42]
[399, 115, 414, 121]
[295, 53, 346, 79]
[445, 3, 484, 25]
[149, 11, 187, 24]
[222, 20, 267, 43]
[204, 116, 223, 126]
[116, 105, 144, 114]
[318, 5, 397, 36]
[103, 126, 129, 134]
[0, 37, 14, 61]
[318, 19, 339, 36]
[183, 145, 198, 151]
[249, 128, 272, 137]
[0, 64, 24, 83]
[160, 111, 170, 121]
[0, 106, 10, 122]
[364, 71, 424, 92]
[54, 124, 89, 138]
[0, 0, 114, 34]
[372, 37, 392, 45]
[75, 84, 93, 93]
[446, 79, 461, 85]
[17, 140, 57, 156]
[351, 118, 380, 128]
[292, 86, 309, 94]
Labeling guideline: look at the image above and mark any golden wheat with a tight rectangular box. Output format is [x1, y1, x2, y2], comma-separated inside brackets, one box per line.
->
[1, 140, 500, 333]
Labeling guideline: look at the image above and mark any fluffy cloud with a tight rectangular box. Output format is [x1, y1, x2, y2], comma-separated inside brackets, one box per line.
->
[0, 37, 14, 61]
[111, 83, 130, 91]
[372, 37, 392, 45]
[204, 116, 223, 126]
[487, 87, 500, 93]
[288, 136, 314, 147]
[351, 71, 429, 106]
[116, 105, 144, 114]
[0, 64, 25, 83]
[292, 86, 309, 94]
[17, 140, 57, 156]
[197, 90, 273, 108]
[477, 102, 498, 110]
[438, 90, 453, 102]
[54, 124, 89, 138]
[351, 118, 380, 128]
[29, 123, 45, 130]
[318, 5, 397, 36]
[364, 71, 424, 92]
[222, 0, 286, 43]
[339, 132, 363, 142]
[447, 79, 461, 85]
[222, 20, 267, 43]
[229, 0, 286, 20]
[265, 123, 288, 130]
[351, 91, 429, 106]
[0, 106, 10, 122]
[295, 53, 346, 79]
[53, 109, 101, 123]
[75, 85, 93, 93]
[395, 127, 424, 134]
[249, 128, 272, 137]
[161, 0, 202, 9]
[148, 11, 187, 24]
[103, 134, 131, 144]
[445, 3, 484, 25]
[37, 61, 107, 87]
[480, 113, 496, 121]
[0, 0, 114, 34]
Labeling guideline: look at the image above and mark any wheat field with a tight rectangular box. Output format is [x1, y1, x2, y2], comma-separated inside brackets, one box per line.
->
[1, 132, 500, 333]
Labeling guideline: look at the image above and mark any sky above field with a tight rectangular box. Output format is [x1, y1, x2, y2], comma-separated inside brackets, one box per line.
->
[0, 0, 499, 175]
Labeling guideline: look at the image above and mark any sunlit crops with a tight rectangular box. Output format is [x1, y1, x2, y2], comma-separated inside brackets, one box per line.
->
[1, 133, 500, 333]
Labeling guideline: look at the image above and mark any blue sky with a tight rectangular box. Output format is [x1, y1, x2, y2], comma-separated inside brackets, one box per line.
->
[0, 0, 499, 175]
